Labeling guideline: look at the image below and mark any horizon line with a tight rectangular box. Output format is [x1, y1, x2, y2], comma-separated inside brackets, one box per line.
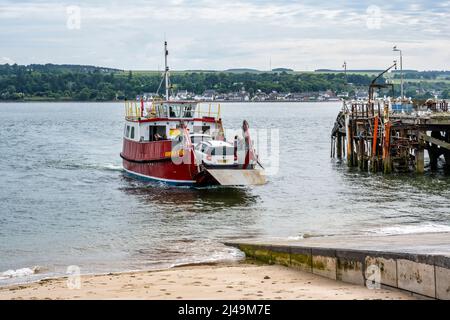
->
[2, 63, 449, 73]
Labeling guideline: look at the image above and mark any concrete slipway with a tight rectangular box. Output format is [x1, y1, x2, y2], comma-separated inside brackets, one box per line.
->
[225, 232, 450, 299]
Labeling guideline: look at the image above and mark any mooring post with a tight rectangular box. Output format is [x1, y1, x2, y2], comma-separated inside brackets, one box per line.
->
[347, 120, 353, 167]
[363, 140, 369, 171]
[352, 121, 358, 167]
[414, 130, 425, 174]
[342, 135, 346, 158]
[429, 131, 442, 171]
[415, 146, 425, 174]
[383, 121, 392, 174]
[331, 137, 334, 158]
[358, 138, 365, 170]
[336, 133, 342, 159]
[370, 116, 379, 172]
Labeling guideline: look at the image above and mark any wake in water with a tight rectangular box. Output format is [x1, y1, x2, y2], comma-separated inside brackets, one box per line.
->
[45, 160, 123, 172]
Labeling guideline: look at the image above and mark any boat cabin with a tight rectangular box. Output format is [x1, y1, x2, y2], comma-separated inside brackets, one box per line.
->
[123, 100, 223, 143]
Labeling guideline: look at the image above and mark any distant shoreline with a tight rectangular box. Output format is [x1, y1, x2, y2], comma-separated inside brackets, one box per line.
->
[0, 100, 342, 104]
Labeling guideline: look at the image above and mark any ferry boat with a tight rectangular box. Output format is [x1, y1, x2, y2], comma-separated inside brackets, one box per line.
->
[120, 42, 266, 186]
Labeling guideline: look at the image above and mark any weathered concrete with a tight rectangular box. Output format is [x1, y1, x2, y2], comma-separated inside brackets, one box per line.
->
[365, 256, 397, 288]
[224, 232, 450, 300]
[312, 255, 336, 280]
[435, 266, 450, 300]
[397, 259, 436, 298]
[336, 250, 365, 285]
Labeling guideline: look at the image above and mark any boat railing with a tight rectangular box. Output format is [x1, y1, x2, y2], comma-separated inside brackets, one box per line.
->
[124, 101, 142, 119]
[125, 100, 222, 120]
[124, 100, 163, 119]
[424, 100, 449, 112]
[195, 103, 221, 119]
[344, 100, 386, 118]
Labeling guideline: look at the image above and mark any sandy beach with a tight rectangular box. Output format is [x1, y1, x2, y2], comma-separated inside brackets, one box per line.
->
[0, 262, 414, 300]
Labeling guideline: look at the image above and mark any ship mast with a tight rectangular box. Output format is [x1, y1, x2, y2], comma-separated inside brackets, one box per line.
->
[164, 41, 170, 101]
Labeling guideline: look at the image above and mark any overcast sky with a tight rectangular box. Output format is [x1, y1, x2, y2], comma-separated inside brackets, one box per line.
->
[0, 0, 449, 70]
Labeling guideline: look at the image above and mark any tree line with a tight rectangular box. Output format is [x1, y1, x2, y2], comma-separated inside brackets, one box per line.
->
[0, 64, 448, 101]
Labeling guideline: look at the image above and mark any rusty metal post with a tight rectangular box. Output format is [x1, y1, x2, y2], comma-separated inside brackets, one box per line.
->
[347, 120, 354, 167]
[383, 121, 392, 174]
[370, 116, 379, 172]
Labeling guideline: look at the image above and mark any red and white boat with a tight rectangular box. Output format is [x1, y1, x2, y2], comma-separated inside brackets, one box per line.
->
[120, 42, 265, 186]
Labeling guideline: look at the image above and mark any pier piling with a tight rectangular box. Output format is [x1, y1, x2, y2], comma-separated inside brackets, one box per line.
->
[331, 99, 450, 174]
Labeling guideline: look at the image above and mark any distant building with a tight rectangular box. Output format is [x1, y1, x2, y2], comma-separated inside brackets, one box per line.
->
[337, 92, 349, 99]
[225, 91, 250, 102]
[355, 90, 368, 99]
[202, 89, 216, 101]
[252, 90, 268, 101]
[215, 93, 226, 101]
[175, 90, 190, 100]
[141, 92, 159, 101]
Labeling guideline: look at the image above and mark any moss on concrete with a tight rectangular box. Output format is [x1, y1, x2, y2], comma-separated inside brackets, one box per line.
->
[291, 253, 312, 270]
[253, 249, 273, 264]
[271, 251, 290, 267]
[238, 244, 256, 258]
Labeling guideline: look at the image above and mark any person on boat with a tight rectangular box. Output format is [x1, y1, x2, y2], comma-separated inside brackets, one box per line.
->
[154, 133, 162, 141]
[169, 106, 176, 117]
[234, 135, 238, 160]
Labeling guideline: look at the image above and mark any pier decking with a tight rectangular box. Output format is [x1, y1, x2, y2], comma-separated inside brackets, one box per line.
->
[225, 232, 450, 300]
[331, 100, 450, 173]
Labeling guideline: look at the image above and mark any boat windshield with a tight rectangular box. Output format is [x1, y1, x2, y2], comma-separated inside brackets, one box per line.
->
[166, 103, 197, 118]
[191, 135, 212, 144]
[209, 146, 235, 156]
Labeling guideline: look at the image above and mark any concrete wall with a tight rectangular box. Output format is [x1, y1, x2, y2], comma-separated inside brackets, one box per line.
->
[225, 242, 450, 300]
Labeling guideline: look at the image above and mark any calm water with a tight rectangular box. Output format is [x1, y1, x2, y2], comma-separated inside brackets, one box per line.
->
[1, 102, 450, 284]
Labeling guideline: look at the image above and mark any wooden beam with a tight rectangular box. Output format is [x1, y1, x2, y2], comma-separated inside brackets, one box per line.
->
[419, 132, 450, 151]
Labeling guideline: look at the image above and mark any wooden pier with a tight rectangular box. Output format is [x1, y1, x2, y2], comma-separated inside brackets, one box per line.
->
[331, 99, 450, 173]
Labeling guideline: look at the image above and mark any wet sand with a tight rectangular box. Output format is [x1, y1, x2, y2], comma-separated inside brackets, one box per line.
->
[0, 262, 414, 300]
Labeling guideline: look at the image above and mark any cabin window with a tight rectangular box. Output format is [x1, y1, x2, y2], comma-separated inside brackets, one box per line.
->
[169, 105, 182, 118]
[130, 127, 135, 139]
[149, 125, 167, 141]
[211, 147, 234, 156]
[157, 105, 168, 118]
[202, 126, 210, 134]
[182, 105, 195, 118]
[126, 125, 130, 138]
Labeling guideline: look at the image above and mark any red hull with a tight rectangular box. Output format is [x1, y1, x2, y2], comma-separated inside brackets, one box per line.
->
[121, 138, 199, 185]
